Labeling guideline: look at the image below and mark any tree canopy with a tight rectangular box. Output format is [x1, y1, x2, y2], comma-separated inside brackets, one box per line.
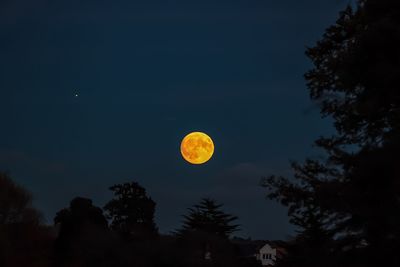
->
[53, 197, 110, 266]
[0, 172, 42, 225]
[104, 182, 158, 239]
[0, 173, 51, 267]
[262, 0, 400, 266]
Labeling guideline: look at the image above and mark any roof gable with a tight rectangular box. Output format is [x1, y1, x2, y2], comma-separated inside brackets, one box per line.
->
[259, 243, 275, 253]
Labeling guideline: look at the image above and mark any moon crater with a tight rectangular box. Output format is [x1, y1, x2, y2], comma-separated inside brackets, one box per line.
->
[180, 132, 214, 164]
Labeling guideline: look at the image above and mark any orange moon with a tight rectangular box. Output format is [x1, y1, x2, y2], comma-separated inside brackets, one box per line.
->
[180, 132, 214, 164]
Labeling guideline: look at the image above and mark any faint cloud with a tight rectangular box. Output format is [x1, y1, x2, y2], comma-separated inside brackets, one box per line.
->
[0, 150, 67, 175]
[207, 162, 291, 201]
[203, 162, 294, 239]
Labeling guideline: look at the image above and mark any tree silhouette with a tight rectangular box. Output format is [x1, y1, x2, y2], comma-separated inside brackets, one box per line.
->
[0, 172, 52, 267]
[0, 172, 42, 225]
[104, 182, 158, 240]
[178, 198, 239, 238]
[276, 204, 334, 267]
[54, 197, 110, 266]
[262, 0, 400, 266]
[54, 197, 108, 235]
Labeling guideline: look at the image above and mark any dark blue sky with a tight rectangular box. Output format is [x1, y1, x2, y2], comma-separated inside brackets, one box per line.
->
[1, 0, 348, 239]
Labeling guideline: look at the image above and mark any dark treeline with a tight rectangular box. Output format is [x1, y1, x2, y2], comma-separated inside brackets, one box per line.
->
[0, 174, 258, 267]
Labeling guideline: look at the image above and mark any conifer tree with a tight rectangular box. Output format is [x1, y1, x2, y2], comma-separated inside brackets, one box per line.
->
[178, 198, 239, 238]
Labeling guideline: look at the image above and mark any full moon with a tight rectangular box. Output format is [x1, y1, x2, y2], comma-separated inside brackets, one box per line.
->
[180, 132, 214, 164]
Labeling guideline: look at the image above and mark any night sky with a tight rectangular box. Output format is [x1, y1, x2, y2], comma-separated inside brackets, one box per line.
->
[1, 0, 347, 240]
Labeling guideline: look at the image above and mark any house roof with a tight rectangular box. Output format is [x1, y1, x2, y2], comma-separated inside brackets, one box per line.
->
[231, 238, 287, 258]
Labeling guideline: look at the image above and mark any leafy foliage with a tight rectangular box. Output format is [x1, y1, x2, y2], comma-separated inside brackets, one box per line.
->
[104, 182, 158, 239]
[54, 197, 110, 266]
[0, 172, 42, 225]
[262, 0, 400, 266]
[54, 197, 108, 231]
[0, 173, 52, 267]
[305, 0, 400, 146]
